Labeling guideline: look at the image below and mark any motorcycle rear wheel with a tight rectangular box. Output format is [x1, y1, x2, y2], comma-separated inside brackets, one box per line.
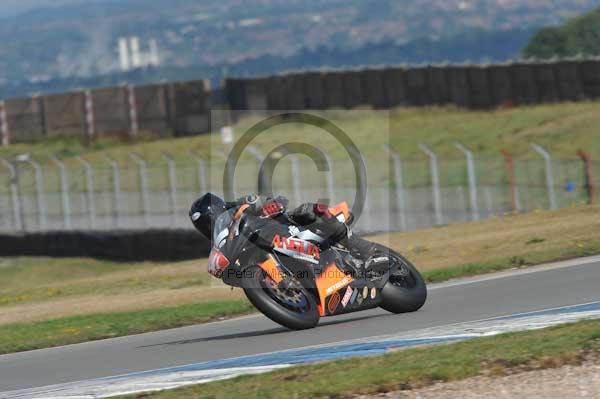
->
[243, 266, 320, 330]
[377, 247, 427, 314]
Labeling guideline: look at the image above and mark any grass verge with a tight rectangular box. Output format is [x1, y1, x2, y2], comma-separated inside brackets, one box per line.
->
[0, 300, 254, 355]
[422, 241, 600, 283]
[1, 205, 599, 354]
[1, 102, 600, 161]
[122, 319, 600, 399]
[375, 203, 600, 276]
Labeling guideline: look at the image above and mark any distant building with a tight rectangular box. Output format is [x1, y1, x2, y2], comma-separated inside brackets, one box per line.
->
[118, 36, 161, 71]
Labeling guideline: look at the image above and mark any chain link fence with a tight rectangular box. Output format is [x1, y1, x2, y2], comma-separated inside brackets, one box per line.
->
[0, 147, 596, 234]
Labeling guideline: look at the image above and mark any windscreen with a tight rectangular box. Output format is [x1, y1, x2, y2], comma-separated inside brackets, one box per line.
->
[213, 209, 236, 247]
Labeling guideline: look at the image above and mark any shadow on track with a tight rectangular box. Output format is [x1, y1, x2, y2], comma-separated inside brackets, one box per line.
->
[138, 313, 386, 348]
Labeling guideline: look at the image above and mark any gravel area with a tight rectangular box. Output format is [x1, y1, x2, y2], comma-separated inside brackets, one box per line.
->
[359, 357, 600, 399]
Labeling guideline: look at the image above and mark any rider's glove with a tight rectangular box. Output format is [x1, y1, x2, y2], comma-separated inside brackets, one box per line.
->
[261, 199, 285, 217]
[313, 203, 332, 219]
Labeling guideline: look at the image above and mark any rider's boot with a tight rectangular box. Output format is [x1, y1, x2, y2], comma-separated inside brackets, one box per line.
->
[345, 234, 375, 261]
[339, 231, 376, 278]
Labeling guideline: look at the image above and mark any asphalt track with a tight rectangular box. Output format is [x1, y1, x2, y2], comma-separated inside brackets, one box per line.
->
[1, 256, 599, 393]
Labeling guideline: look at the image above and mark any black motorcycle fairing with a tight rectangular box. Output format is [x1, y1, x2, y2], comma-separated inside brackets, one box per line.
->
[219, 212, 294, 287]
[216, 205, 387, 301]
[240, 213, 291, 251]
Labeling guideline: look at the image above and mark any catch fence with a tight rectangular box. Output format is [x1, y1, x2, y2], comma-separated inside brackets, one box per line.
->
[0, 146, 596, 234]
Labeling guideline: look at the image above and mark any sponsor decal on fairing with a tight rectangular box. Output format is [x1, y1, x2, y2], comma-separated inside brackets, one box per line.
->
[325, 276, 353, 296]
[327, 291, 341, 313]
[341, 286, 353, 307]
[272, 234, 321, 264]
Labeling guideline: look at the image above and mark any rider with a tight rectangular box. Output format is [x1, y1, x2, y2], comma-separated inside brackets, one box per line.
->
[189, 192, 375, 263]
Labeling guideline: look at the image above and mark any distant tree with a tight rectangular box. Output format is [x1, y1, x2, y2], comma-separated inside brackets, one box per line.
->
[523, 27, 568, 59]
[523, 8, 600, 59]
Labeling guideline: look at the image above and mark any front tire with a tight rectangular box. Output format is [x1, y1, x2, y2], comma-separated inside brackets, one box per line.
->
[243, 266, 320, 330]
[377, 247, 427, 314]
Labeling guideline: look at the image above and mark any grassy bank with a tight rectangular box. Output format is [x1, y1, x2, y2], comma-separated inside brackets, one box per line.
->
[1, 205, 599, 354]
[0, 300, 254, 355]
[422, 242, 600, 283]
[121, 319, 600, 399]
[0, 257, 249, 326]
[375, 203, 600, 281]
[1, 102, 599, 162]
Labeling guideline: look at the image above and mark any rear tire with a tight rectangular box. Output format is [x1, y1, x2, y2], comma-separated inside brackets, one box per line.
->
[377, 247, 427, 314]
[243, 266, 320, 330]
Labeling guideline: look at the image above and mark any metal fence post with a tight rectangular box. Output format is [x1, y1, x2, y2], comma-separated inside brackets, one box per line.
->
[84, 90, 95, 141]
[454, 142, 479, 221]
[247, 146, 267, 195]
[76, 156, 96, 229]
[127, 85, 139, 135]
[323, 153, 335, 205]
[289, 155, 301, 207]
[362, 194, 373, 233]
[419, 143, 443, 225]
[218, 150, 237, 200]
[25, 159, 47, 230]
[384, 145, 408, 231]
[163, 153, 178, 224]
[531, 143, 557, 210]
[50, 156, 72, 229]
[501, 149, 519, 212]
[130, 153, 150, 228]
[0, 158, 22, 231]
[104, 156, 121, 228]
[0, 101, 9, 146]
[577, 150, 595, 205]
[192, 152, 208, 195]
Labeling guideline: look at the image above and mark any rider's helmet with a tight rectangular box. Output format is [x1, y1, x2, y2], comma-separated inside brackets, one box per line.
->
[189, 193, 226, 239]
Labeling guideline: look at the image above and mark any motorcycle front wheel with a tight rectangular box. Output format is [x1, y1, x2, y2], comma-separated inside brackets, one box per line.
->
[243, 266, 320, 330]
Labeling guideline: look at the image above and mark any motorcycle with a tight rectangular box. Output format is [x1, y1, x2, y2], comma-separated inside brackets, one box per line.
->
[207, 201, 427, 330]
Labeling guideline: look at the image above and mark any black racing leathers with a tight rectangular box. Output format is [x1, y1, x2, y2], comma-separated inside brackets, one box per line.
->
[227, 195, 374, 261]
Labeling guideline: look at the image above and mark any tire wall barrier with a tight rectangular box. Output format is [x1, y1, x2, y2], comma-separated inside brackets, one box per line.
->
[224, 59, 600, 122]
[1, 80, 211, 144]
[2, 59, 600, 143]
[0, 230, 211, 262]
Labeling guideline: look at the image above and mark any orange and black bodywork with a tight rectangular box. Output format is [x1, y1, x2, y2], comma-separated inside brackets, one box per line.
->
[256, 254, 382, 317]
[328, 202, 353, 224]
[314, 262, 382, 316]
[258, 255, 283, 284]
[215, 201, 383, 317]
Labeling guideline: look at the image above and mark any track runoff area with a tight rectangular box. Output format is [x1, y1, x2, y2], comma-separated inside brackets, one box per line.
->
[1, 255, 599, 398]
